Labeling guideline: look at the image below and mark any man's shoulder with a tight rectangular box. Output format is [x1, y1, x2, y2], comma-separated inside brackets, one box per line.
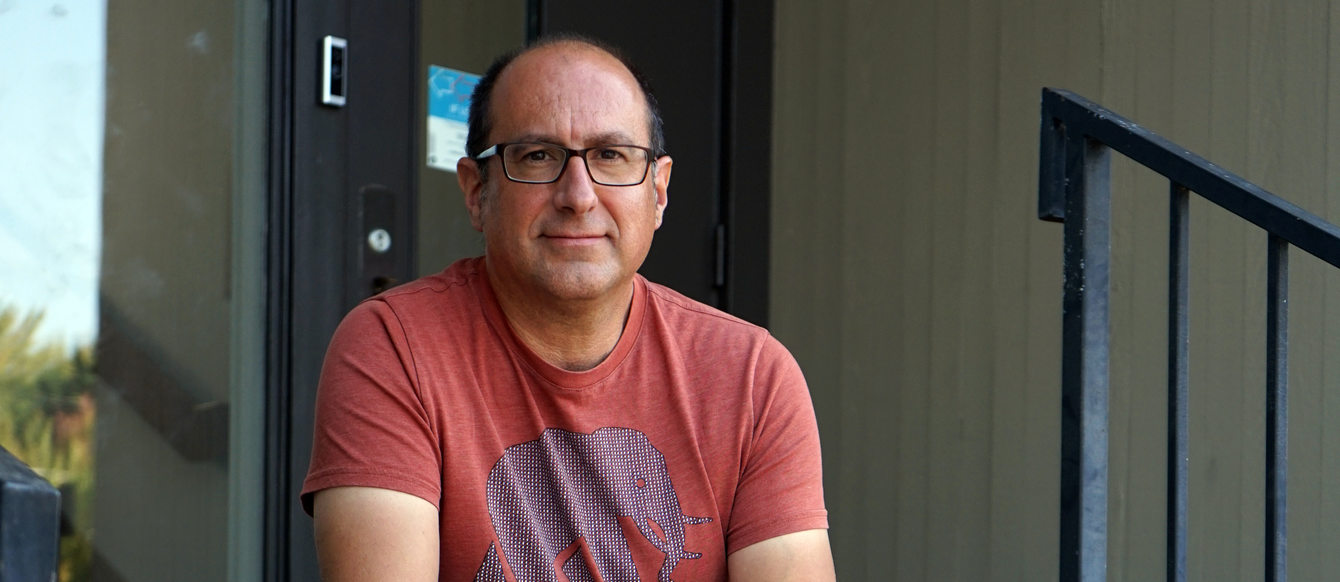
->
[336, 258, 490, 337]
[332, 258, 496, 357]
[372, 257, 484, 305]
[642, 278, 760, 330]
[639, 277, 782, 356]
[638, 277, 806, 393]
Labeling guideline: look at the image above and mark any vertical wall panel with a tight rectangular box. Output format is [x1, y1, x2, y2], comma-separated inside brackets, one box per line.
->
[1322, 5, 1340, 579]
[770, 0, 852, 574]
[926, 0, 970, 577]
[840, 0, 903, 577]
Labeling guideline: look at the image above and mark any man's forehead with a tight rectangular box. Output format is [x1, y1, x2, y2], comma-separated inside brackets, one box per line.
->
[489, 43, 650, 143]
[509, 41, 626, 77]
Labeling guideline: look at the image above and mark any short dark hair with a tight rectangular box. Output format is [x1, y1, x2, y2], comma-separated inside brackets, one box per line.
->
[465, 34, 666, 181]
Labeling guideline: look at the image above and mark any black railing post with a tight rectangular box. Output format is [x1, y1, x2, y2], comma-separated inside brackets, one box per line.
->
[1167, 183, 1190, 582]
[1266, 235, 1289, 582]
[1057, 132, 1112, 582]
[0, 446, 61, 581]
[1038, 113, 1067, 223]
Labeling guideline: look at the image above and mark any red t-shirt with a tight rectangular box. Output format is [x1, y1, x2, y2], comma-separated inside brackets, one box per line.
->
[302, 258, 827, 581]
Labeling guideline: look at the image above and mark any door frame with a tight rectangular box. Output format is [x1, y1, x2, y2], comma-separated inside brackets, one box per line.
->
[264, 1, 419, 579]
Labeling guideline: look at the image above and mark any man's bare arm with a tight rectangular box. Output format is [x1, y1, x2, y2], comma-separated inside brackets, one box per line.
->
[727, 529, 835, 581]
[312, 486, 439, 581]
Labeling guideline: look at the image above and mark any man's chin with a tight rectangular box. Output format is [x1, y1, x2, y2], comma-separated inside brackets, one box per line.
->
[533, 263, 629, 301]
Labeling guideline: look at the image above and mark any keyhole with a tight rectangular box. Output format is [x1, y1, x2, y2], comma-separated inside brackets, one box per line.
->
[367, 228, 392, 253]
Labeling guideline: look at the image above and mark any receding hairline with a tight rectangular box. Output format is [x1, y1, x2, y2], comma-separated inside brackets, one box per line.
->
[490, 40, 649, 128]
[504, 36, 639, 84]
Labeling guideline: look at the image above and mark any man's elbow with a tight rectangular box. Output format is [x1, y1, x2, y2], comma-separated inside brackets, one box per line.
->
[727, 529, 835, 582]
[312, 486, 440, 581]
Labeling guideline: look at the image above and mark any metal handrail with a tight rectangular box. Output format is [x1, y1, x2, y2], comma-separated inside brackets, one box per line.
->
[1038, 87, 1340, 582]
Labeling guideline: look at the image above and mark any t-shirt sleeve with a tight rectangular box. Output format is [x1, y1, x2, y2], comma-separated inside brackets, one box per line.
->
[725, 334, 829, 553]
[300, 299, 442, 515]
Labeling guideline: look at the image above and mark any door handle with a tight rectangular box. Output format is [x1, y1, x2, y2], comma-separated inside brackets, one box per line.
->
[360, 185, 398, 296]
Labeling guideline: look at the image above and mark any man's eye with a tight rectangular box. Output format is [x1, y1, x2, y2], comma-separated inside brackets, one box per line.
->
[513, 146, 559, 164]
[592, 148, 629, 163]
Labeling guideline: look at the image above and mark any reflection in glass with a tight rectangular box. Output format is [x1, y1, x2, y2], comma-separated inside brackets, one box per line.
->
[1, 0, 265, 579]
[0, 2, 106, 579]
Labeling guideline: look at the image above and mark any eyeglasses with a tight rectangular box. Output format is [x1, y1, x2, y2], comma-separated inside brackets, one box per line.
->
[475, 142, 656, 186]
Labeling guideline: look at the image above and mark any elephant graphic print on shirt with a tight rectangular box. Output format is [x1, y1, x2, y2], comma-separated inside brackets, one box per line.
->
[473, 427, 713, 582]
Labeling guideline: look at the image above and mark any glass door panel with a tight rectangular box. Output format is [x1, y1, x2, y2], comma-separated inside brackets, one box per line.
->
[415, 1, 526, 277]
[0, 1, 266, 580]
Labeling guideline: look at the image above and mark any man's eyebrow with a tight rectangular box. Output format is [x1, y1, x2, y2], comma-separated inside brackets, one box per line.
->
[582, 132, 640, 146]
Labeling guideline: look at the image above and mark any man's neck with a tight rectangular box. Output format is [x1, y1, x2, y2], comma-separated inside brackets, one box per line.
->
[488, 271, 634, 372]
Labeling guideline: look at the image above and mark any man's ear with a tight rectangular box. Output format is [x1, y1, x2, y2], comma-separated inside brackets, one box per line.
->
[457, 157, 486, 232]
[652, 155, 671, 229]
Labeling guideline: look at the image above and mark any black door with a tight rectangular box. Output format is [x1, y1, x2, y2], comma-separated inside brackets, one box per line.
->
[266, 2, 418, 579]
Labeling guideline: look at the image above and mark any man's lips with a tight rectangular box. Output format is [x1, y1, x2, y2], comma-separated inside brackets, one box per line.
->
[541, 233, 607, 245]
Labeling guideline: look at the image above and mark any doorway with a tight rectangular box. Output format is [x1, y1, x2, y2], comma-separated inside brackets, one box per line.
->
[271, 2, 773, 579]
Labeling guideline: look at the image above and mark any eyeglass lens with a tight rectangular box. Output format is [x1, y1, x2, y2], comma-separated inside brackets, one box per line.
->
[501, 143, 650, 186]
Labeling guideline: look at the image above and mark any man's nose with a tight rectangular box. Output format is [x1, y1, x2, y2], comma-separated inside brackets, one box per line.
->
[553, 155, 599, 213]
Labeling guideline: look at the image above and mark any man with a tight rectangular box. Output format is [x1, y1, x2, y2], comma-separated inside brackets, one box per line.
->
[302, 36, 833, 581]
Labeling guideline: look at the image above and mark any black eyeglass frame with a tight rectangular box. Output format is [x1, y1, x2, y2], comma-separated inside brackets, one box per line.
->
[474, 142, 659, 186]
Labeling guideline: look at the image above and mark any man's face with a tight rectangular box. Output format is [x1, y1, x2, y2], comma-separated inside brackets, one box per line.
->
[460, 43, 672, 304]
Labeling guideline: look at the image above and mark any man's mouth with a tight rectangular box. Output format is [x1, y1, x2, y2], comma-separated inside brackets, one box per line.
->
[542, 233, 606, 246]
